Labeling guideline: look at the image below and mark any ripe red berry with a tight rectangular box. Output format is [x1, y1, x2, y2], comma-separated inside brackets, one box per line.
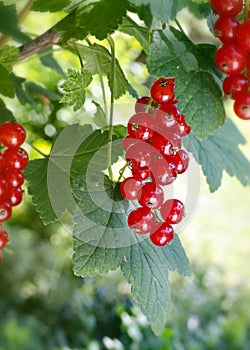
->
[174, 114, 191, 137]
[0, 121, 26, 148]
[0, 177, 7, 200]
[127, 112, 155, 142]
[2, 168, 24, 188]
[151, 158, 177, 186]
[4, 147, 29, 171]
[120, 177, 142, 200]
[222, 74, 249, 99]
[233, 92, 250, 119]
[151, 132, 175, 157]
[135, 96, 156, 114]
[150, 222, 174, 247]
[214, 16, 239, 43]
[215, 43, 246, 74]
[138, 181, 164, 209]
[0, 202, 12, 222]
[160, 199, 185, 224]
[210, 0, 243, 16]
[128, 207, 156, 234]
[132, 166, 151, 181]
[171, 149, 190, 174]
[150, 77, 176, 104]
[0, 226, 9, 249]
[5, 186, 23, 207]
[0, 153, 5, 173]
[155, 103, 181, 129]
[126, 141, 155, 169]
[236, 20, 250, 52]
[122, 135, 138, 151]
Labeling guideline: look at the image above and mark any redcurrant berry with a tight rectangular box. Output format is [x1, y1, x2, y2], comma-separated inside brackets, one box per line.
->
[120, 177, 142, 200]
[150, 77, 176, 104]
[215, 43, 246, 74]
[0, 202, 12, 222]
[150, 222, 174, 247]
[138, 181, 164, 209]
[132, 166, 151, 181]
[122, 135, 138, 151]
[160, 199, 185, 224]
[214, 16, 239, 43]
[127, 113, 155, 142]
[5, 186, 23, 207]
[0, 227, 9, 249]
[171, 149, 190, 174]
[151, 158, 177, 186]
[128, 207, 156, 234]
[151, 132, 175, 157]
[233, 92, 250, 119]
[135, 96, 156, 115]
[155, 103, 181, 129]
[236, 20, 250, 52]
[4, 147, 29, 171]
[0, 121, 26, 148]
[2, 168, 24, 188]
[0, 153, 5, 173]
[210, 0, 243, 16]
[126, 141, 155, 169]
[0, 177, 7, 200]
[222, 74, 249, 99]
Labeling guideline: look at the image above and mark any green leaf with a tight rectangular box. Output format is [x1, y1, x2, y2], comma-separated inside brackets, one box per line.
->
[129, 0, 179, 22]
[38, 48, 64, 76]
[31, 0, 70, 12]
[25, 158, 57, 224]
[55, 11, 86, 44]
[60, 68, 92, 111]
[0, 3, 29, 43]
[120, 16, 150, 53]
[147, 27, 226, 139]
[25, 82, 61, 101]
[92, 102, 107, 128]
[0, 64, 15, 98]
[184, 119, 250, 192]
[0, 45, 19, 72]
[79, 43, 129, 99]
[77, 0, 129, 40]
[0, 98, 14, 122]
[72, 174, 191, 335]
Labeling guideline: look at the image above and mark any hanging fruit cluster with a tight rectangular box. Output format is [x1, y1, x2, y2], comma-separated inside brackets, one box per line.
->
[120, 77, 191, 247]
[0, 121, 28, 260]
[210, 0, 250, 120]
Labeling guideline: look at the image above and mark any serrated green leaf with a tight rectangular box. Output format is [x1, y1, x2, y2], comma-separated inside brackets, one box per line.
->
[0, 98, 14, 122]
[129, 0, 179, 22]
[60, 68, 92, 111]
[0, 2, 29, 43]
[120, 16, 150, 53]
[31, 0, 70, 12]
[55, 11, 87, 44]
[184, 119, 250, 192]
[0, 64, 15, 98]
[78, 0, 129, 40]
[0, 45, 19, 72]
[24, 158, 57, 224]
[147, 27, 226, 139]
[78, 44, 129, 99]
[72, 174, 191, 335]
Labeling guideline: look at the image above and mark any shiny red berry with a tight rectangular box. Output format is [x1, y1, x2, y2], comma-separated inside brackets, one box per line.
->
[120, 177, 142, 200]
[0, 202, 12, 222]
[210, 0, 243, 16]
[233, 92, 250, 119]
[150, 77, 176, 104]
[138, 181, 164, 209]
[127, 112, 155, 142]
[171, 149, 190, 174]
[236, 20, 250, 52]
[128, 207, 156, 234]
[222, 74, 249, 99]
[0, 226, 9, 249]
[5, 186, 23, 207]
[151, 158, 177, 186]
[135, 96, 156, 114]
[0, 121, 26, 148]
[214, 16, 239, 42]
[131, 166, 151, 181]
[150, 222, 174, 246]
[160, 199, 185, 224]
[4, 147, 29, 171]
[215, 43, 246, 74]
[126, 141, 155, 169]
[2, 168, 24, 188]
[155, 103, 181, 129]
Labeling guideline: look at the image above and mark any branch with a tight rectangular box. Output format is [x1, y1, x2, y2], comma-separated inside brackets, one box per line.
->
[17, 28, 61, 62]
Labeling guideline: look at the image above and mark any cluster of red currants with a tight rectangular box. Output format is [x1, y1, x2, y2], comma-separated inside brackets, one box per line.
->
[120, 77, 191, 247]
[0, 121, 28, 260]
[210, 0, 250, 120]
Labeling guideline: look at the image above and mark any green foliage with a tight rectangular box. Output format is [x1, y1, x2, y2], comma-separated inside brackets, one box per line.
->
[184, 119, 250, 192]
[73, 175, 190, 335]
[148, 27, 225, 139]
[60, 68, 92, 111]
[0, 64, 15, 97]
[0, 45, 19, 72]
[129, 0, 180, 22]
[31, 0, 70, 12]
[78, 43, 130, 100]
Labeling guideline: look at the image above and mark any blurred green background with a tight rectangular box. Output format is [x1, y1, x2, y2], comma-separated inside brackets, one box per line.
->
[1, 3, 250, 349]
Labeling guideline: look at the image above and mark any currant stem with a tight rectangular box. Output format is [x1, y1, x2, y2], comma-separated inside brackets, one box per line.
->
[107, 35, 116, 181]
[244, 0, 250, 21]
[72, 42, 84, 69]
[117, 162, 129, 183]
